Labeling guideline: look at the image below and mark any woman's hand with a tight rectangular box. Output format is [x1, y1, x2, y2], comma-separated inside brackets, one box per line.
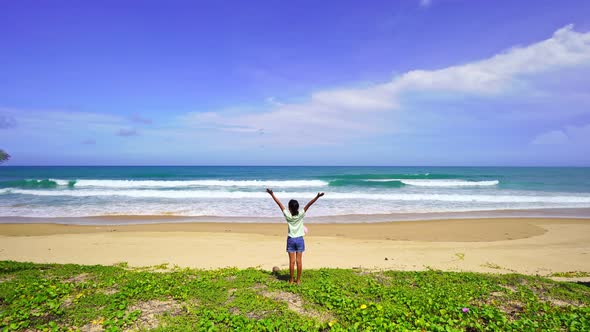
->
[304, 192, 324, 212]
[267, 188, 285, 210]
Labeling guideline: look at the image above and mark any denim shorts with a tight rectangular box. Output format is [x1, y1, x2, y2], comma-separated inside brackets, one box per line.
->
[286, 236, 305, 253]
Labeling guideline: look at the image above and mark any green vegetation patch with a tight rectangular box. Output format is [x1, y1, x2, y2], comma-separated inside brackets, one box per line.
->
[0, 261, 589, 331]
[550, 271, 590, 278]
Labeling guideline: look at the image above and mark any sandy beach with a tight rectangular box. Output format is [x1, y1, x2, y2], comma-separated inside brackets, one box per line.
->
[1, 218, 589, 278]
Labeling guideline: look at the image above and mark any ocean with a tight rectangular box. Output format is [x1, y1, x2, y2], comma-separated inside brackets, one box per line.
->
[1, 166, 590, 223]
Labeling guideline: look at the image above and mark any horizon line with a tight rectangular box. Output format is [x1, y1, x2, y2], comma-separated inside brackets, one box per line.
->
[2, 164, 589, 168]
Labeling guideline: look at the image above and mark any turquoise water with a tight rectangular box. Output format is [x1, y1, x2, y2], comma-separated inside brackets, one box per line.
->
[1, 166, 589, 219]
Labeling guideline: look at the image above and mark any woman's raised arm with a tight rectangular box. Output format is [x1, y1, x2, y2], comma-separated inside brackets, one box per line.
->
[266, 188, 285, 211]
[304, 192, 324, 212]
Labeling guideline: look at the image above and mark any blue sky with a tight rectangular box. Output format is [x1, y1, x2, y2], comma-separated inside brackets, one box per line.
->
[1, 0, 590, 166]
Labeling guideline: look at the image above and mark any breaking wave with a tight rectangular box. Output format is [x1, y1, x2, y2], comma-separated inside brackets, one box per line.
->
[25, 179, 329, 188]
[3, 188, 590, 203]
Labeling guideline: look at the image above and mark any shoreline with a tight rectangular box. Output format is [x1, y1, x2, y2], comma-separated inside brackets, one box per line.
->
[2, 207, 590, 225]
[1, 217, 589, 277]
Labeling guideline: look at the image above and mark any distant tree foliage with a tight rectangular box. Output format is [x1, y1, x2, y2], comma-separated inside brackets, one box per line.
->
[0, 149, 10, 163]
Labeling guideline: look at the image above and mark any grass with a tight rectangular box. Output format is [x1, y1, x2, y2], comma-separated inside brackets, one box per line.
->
[0, 261, 589, 331]
[549, 271, 590, 278]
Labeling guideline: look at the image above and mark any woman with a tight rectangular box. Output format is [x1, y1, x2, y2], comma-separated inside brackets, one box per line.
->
[266, 188, 324, 284]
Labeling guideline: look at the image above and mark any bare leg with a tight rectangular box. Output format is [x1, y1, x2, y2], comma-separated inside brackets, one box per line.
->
[288, 252, 296, 284]
[296, 252, 303, 284]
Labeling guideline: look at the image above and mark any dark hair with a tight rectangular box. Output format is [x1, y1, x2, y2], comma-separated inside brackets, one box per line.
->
[288, 199, 299, 216]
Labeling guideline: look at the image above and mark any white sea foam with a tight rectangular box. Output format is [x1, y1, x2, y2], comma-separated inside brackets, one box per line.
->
[4, 188, 590, 204]
[51, 179, 72, 186]
[364, 179, 499, 186]
[48, 179, 328, 188]
[364, 179, 401, 182]
[400, 179, 499, 187]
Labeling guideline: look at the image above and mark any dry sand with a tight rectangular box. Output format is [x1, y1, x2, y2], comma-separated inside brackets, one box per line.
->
[0, 218, 589, 278]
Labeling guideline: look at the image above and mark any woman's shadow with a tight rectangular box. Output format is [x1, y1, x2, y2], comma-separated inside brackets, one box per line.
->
[272, 270, 291, 282]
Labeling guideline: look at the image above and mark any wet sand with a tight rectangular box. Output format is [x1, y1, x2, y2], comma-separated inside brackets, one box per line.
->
[0, 218, 588, 277]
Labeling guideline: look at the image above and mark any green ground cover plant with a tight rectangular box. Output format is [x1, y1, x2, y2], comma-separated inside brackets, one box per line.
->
[0, 261, 589, 331]
[549, 271, 590, 278]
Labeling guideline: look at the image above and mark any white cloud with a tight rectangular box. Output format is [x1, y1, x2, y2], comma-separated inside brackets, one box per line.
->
[420, 0, 432, 8]
[0, 115, 17, 129]
[0, 108, 128, 145]
[307, 25, 590, 110]
[311, 86, 396, 110]
[178, 101, 382, 146]
[265, 97, 284, 107]
[380, 25, 590, 99]
[180, 25, 590, 145]
[130, 114, 152, 124]
[0, 108, 123, 129]
[532, 123, 590, 145]
[116, 128, 139, 137]
[531, 130, 569, 145]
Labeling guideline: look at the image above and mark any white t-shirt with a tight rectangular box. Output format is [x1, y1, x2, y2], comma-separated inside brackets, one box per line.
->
[282, 208, 305, 238]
